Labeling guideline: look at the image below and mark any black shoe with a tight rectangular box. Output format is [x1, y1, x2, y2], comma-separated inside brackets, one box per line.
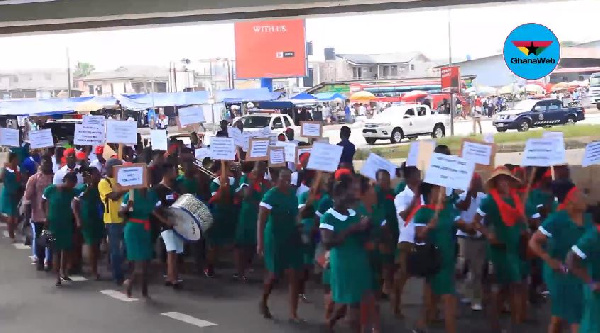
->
[164, 280, 173, 287]
[36, 264, 44, 272]
[61, 276, 72, 282]
[172, 282, 182, 290]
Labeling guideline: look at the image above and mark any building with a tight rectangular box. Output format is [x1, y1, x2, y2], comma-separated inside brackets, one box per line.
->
[0, 69, 77, 99]
[77, 65, 169, 96]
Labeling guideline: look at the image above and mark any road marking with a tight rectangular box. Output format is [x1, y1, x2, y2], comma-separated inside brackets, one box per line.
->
[161, 312, 217, 328]
[13, 243, 31, 250]
[100, 290, 138, 302]
[69, 276, 88, 282]
[2, 230, 9, 238]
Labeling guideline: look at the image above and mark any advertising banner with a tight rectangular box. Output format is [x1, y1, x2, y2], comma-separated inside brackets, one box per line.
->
[441, 66, 460, 92]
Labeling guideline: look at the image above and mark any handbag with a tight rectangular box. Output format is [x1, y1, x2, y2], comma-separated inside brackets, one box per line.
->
[407, 242, 441, 278]
[36, 229, 55, 249]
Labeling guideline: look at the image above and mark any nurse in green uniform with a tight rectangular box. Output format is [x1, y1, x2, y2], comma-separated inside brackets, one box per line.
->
[234, 162, 267, 281]
[374, 169, 399, 295]
[120, 187, 170, 298]
[72, 167, 104, 280]
[320, 176, 372, 333]
[176, 159, 200, 196]
[413, 182, 472, 333]
[257, 168, 303, 321]
[1, 153, 23, 242]
[529, 182, 590, 333]
[567, 206, 600, 333]
[42, 172, 80, 286]
[473, 166, 525, 331]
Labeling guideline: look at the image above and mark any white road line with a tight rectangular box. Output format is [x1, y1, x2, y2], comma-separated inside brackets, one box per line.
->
[69, 276, 88, 282]
[100, 289, 138, 302]
[161, 312, 217, 328]
[2, 230, 9, 238]
[13, 243, 31, 250]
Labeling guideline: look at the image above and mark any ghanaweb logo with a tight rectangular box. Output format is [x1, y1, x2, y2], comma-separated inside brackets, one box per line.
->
[503, 24, 560, 80]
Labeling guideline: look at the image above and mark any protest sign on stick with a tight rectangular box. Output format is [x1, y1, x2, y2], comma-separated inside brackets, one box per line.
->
[246, 138, 270, 161]
[210, 137, 236, 161]
[113, 164, 148, 191]
[268, 146, 286, 168]
[300, 121, 323, 138]
[459, 138, 497, 172]
[306, 143, 342, 173]
[29, 129, 54, 149]
[521, 138, 566, 167]
[360, 153, 398, 181]
[424, 153, 475, 192]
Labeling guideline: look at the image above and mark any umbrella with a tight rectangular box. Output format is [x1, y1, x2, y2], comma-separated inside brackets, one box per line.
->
[350, 91, 376, 101]
[497, 83, 520, 95]
[523, 84, 545, 94]
[551, 82, 569, 92]
[75, 97, 119, 113]
[401, 90, 429, 102]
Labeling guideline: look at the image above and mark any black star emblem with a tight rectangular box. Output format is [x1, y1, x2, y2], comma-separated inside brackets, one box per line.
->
[526, 42, 539, 56]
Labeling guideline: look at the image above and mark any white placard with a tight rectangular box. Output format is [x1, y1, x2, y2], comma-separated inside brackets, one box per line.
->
[542, 131, 564, 140]
[228, 127, 243, 147]
[29, 128, 54, 149]
[521, 138, 566, 167]
[150, 130, 168, 151]
[461, 141, 492, 166]
[116, 166, 144, 188]
[241, 131, 254, 152]
[276, 141, 298, 162]
[306, 142, 343, 172]
[83, 115, 106, 128]
[268, 134, 278, 146]
[178, 106, 206, 126]
[259, 126, 271, 137]
[195, 148, 211, 161]
[582, 141, 600, 167]
[424, 153, 475, 192]
[106, 120, 137, 145]
[360, 153, 398, 181]
[209, 137, 236, 161]
[405, 142, 419, 167]
[301, 122, 322, 137]
[0, 128, 19, 147]
[483, 133, 494, 143]
[248, 138, 270, 160]
[269, 147, 286, 166]
[74, 124, 105, 146]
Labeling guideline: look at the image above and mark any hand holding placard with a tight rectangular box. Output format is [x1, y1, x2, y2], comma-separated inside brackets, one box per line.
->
[247, 138, 270, 161]
[210, 137, 236, 161]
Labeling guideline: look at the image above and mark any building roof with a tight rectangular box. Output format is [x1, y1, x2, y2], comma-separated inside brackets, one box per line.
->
[336, 52, 427, 65]
[0, 69, 68, 91]
[81, 65, 169, 82]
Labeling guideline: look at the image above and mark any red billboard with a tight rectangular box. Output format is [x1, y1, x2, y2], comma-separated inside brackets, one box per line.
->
[441, 66, 460, 92]
[234, 19, 307, 79]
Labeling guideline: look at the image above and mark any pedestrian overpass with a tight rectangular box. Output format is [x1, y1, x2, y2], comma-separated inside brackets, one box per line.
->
[0, 0, 556, 35]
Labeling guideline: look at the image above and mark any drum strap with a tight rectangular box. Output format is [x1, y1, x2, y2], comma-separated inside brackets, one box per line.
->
[129, 218, 150, 231]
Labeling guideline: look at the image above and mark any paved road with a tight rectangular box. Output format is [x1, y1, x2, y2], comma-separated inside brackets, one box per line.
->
[0, 223, 552, 333]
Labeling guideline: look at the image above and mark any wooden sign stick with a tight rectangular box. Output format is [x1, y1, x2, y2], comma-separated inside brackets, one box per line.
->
[521, 167, 537, 219]
[550, 165, 556, 180]
[117, 143, 135, 206]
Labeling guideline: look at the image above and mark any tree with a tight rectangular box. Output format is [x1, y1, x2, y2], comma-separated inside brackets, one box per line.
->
[73, 62, 95, 78]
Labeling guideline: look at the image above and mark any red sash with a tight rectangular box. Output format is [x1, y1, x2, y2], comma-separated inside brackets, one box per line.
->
[489, 189, 524, 227]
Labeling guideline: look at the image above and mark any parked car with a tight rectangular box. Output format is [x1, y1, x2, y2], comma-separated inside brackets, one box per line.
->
[362, 104, 449, 145]
[492, 98, 585, 132]
[236, 113, 298, 136]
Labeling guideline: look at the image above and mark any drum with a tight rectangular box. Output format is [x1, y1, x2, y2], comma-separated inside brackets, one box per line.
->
[168, 194, 213, 241]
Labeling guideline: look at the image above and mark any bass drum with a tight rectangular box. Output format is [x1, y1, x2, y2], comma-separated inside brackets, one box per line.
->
[168, 194, 213, 241]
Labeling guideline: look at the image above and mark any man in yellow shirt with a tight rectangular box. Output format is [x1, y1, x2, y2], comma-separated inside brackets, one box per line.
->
[98, 159, 128, 284]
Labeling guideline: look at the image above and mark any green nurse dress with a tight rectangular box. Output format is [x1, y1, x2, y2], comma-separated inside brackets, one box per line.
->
[355, 202, 386, 290]
[176, 175, 200, 196]
[478, 194, 523, 285]
[0, 167, 21, 217]
[122, 190, 160, 261]
[76, 184, 105, 245]
[413, 204, 459, 295]
[539, 210, 591, 324]
[526, 189, 558, 288]
[234, 175, 265, 246]
[43, 185, 80, 251]
[317, 194, 334, 286]
[208, 178, 238, 246]
[320, 208, 372, 304]
[298, 191, 326, 266]
[260, 187, 303, 275]
[571, 227, 600, 333]
[394, 181, 406, 196]
[375, 185, 399, 263]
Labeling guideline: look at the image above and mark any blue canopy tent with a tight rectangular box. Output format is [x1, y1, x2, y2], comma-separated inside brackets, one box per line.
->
[255, 100, 295, 109]
[291, 92, 316, 100]
[314, 92, 346, 101]
[0, 98, 87, 116]
[122, 91, 210, 108]
[215, 88, 280, 103]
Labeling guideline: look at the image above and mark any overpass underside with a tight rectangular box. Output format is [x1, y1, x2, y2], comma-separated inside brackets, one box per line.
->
[0, 0, 546, 35]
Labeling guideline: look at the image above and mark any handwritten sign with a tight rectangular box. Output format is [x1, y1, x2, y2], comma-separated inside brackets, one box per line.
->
[106, 120, 137, 145]
[209, 137, 236, 161]
[82, 115, 106, 128]
[247, 138, 270, 161]
[268, 146, 286, 167]
[268, 134, 278, 146]
[150, 130, 168, 151]
[114, 164, 148, 190]
[460, 139, 495, 167]
[29, 128, 54, 149]
[300, 121, 323, 138]
[276, 141, 298, 162]
[178, 106, 205, 127]
[360, 153, 398, 181]
[405, 140, 436, 170]
[306, 143, 342, 172]
[296, 146, 313, 164]
[424, 153, 475, 192]
[0, 128, 19, 147]
[74, 123, 104, 146]
[582, 141, 600, 167]
[521, 138, 566, 167]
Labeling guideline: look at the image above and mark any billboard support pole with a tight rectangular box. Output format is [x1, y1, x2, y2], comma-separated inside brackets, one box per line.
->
[447, 9, 454, 137]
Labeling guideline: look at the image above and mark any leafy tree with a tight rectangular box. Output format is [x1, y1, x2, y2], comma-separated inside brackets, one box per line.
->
[73, 62, 95, 78]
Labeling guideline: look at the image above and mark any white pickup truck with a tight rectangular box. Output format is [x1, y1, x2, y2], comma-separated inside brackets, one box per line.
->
[361, 104, 450, 144]
[235, 113, 299, 137]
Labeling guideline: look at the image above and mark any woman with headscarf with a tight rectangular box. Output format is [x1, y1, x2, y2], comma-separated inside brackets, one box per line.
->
[529, 181, 591, 333]
[0, 153, 23, 242]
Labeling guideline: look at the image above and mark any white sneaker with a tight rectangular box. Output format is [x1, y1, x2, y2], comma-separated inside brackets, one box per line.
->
[471, 303, 483, 311]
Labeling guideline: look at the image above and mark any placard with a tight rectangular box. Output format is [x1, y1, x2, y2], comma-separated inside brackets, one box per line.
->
[113, 163, 148, 191]
[259, 126, 271, 137]
[246, 138, 270, 161]
[195, 147, 211, 161]
[74, 123, 105, 146]
[360, 153, 398, 181]
[150, 130, 168, 151]
[228, 127, 243, 147]
[276, 141, 298, 162]
[483, 133, 494, 143]
[542, 131, 564, 139]
[405, 140, 436, 170]
[178, 106, 206, 126]
[582, 141, 600, 167]
[29, 128, 54, 149]
[300, 121, 323, 138]
[521, 138, 566, 167]
[460, 139, 496, 167]
[241, 131, 254, 152]
[405, 142, 419, 167]
[0, 128, 19, 147]
[106, 120, 137, 145]
[268, 134, 278, 146]
[296, 146, 313, 164]
[268, 146, 286, 167]
[82, 115, 106, 128]
[306, 142, 343, 172]
[209, 137, 236, 161]
[424, 153, 475, 192]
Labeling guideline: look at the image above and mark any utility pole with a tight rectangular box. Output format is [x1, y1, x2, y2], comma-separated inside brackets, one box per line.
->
[66, 47, 72, 98]
[447, 9, 455, 136]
